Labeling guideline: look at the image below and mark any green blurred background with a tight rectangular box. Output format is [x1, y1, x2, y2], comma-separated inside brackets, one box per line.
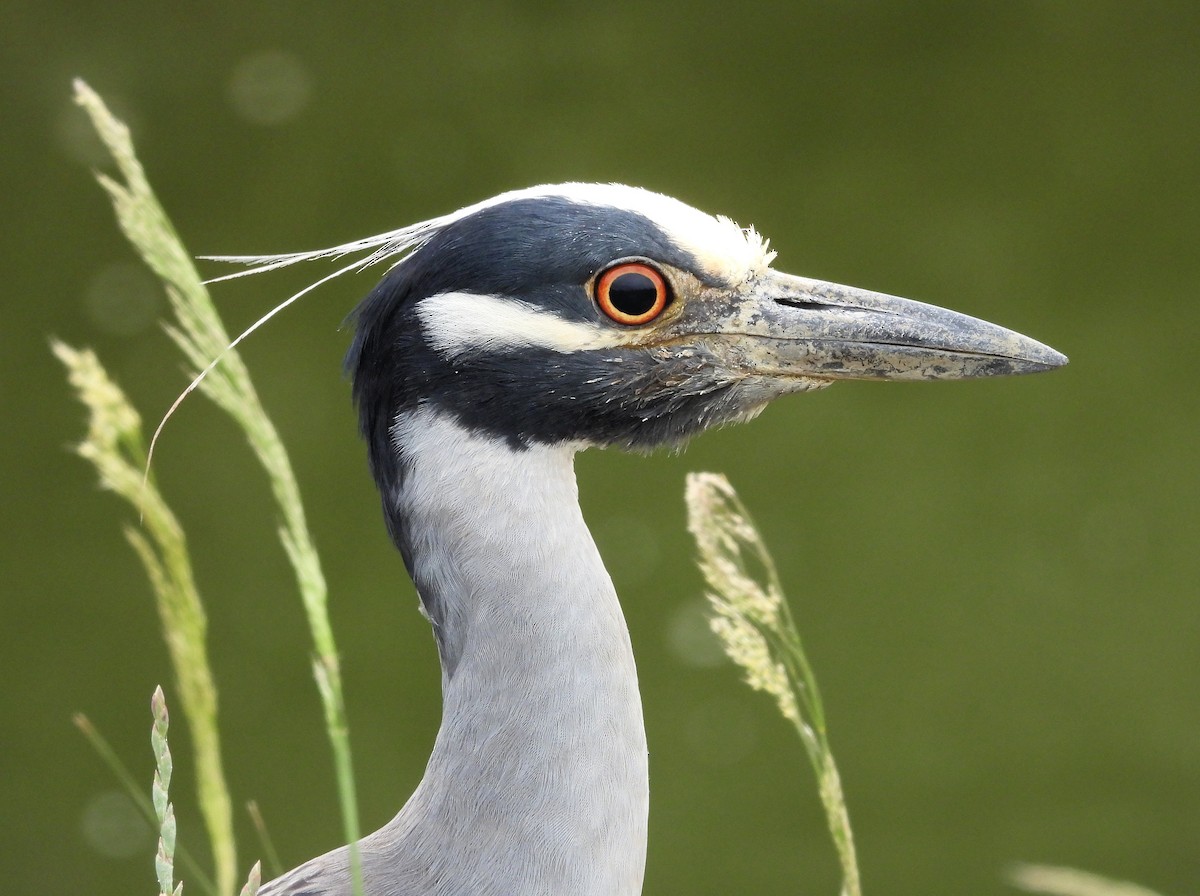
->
[3, 2, 1197, 894]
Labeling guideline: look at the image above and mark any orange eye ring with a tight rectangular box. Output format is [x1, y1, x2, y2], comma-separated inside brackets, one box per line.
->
[594, 262, 670, 325]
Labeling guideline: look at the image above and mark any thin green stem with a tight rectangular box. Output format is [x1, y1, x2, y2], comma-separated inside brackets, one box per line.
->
[55, 338, 235, 896]
[71, 79, 362, 896]
[245, 803, 282, 880]
[685, 471, 861, 896]
[74, 714, 216, 896]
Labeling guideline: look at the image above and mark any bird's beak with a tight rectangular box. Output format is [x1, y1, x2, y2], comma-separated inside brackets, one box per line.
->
[698, 270, 1068, 382]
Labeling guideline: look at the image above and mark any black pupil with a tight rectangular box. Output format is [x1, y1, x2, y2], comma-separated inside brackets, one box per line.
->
[608, 271, 659, 317]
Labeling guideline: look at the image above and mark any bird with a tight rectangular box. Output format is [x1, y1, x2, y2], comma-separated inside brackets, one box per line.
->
[245, 183, 1066, 896]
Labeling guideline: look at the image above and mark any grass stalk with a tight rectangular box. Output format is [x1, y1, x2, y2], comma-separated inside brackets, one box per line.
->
[70, 79, 362, 895]
[1009, 865, 1168, 896]
[74, 713, 216, 894]
[152, 687, 184, 896]
[54, 340, 234, 896]
[245, 802, 283, 880]
[238, 862, 262, 896]
[685, 472, 861, 896]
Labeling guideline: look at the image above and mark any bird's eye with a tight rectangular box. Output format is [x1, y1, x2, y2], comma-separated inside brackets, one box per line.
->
[595, 262, 670, 325]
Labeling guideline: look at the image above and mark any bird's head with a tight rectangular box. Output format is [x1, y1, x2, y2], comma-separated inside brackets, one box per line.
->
[343, 183, 1065, 470]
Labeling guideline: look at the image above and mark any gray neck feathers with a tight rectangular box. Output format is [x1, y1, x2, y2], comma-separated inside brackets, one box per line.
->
[357, 410, 647, 895]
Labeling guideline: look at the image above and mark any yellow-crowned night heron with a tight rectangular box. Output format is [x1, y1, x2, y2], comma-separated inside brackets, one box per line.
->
[239, 184, 1066, 895]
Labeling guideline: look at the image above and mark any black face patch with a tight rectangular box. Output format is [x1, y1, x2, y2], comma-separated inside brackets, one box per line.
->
[345, 197, 713, 473]
[344, 195, 744, 619]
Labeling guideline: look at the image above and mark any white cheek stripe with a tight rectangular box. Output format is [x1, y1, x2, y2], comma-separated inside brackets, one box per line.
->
[416, 291, 630, 358]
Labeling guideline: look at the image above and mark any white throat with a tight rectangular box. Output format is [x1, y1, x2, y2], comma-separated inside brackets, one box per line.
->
[366, 409, 649, 895]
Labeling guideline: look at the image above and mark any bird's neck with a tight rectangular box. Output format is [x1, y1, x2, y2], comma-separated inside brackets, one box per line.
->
[375, 409, 648, 895]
